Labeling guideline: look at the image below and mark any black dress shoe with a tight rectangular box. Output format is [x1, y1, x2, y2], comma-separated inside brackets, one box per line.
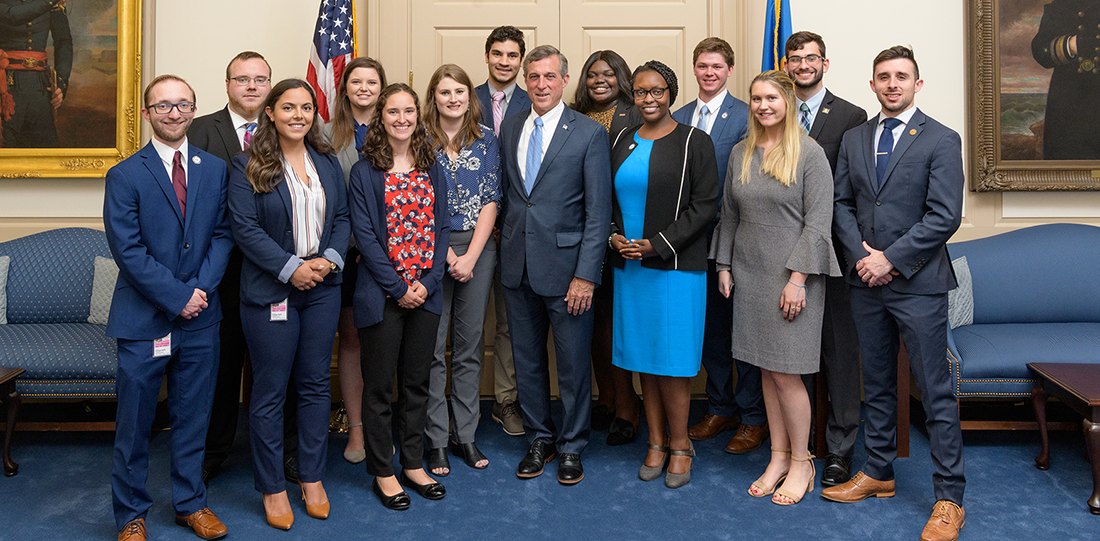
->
[591, 404, 615, 431]
[372, 478, 411, 510]
[516, 439, 556, 479]
[450, 441, 489, 469]
[821, 454, 852, 487]
[557, 453, 584, 485]
[284, 454, 299, 484]
[399, 471, 446, 500]
[606, 417, 638, 446]
[201, 463, 221, 487]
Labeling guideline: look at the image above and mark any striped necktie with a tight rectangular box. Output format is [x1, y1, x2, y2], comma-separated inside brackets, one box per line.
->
[492, 91, 505, 134]
[799, 103, 811, 134]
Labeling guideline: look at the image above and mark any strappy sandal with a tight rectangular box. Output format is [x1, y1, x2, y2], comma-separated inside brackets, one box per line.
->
[427, 447, 450, 477]
[773, 454, 815, 506]
[664, 442, 695, 489]
[639, 442, 670, 481]
[748, 448, 791, 497]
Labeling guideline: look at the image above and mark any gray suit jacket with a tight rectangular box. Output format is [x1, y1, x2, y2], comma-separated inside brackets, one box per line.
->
[832, 108, 963, 295]
[498, 105, 612, 296]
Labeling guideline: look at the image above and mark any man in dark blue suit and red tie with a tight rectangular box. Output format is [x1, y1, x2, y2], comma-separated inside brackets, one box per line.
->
[823, 46, 966, 541]
[498, 45, 611, 485]
[104, 75, 234, 541]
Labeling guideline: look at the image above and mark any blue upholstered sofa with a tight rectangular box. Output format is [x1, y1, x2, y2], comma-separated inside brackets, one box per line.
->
[0, 228, 118, 398]
[945, 223, 1100, 402]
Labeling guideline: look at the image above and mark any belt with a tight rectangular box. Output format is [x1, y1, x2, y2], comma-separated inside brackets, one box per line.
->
[5, 51, 48, 71]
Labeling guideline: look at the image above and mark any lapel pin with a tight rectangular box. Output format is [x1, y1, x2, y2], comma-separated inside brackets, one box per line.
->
[192, 156, 201, 164]
[909, 129, 917, 135]
[721, 112, 728, 119]
[822, 107, 830, 114]
[563, 125, 568, 130]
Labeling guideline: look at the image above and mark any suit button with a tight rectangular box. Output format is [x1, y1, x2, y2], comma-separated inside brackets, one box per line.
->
[871, 227, 875, 233]
[184, 243, 190, 249]
[522, 231, 526, 236]
[527, 202, 533, 207]
[876, 200, 882, 206]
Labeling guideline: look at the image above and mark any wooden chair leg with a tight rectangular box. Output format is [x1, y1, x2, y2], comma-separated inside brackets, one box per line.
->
[1032, 385, 1050, 470]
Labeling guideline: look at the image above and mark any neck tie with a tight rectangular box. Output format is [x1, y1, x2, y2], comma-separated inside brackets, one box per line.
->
[492, 91, 505, 134]
[799, 103, 811, 135]
[876, 117, 902, 189]
[172, 150, 187, 219]
[525, 117, 544, 195]
[243, 122, 256, 149]
[696, 104, 709, 132]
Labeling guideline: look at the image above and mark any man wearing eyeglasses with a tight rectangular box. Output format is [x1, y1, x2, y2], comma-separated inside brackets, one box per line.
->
[105, 74, 233, 541]
[783, 30, 867, 488]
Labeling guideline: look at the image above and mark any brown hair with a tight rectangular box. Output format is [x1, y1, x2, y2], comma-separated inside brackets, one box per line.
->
[330, 57, 388, 153]
[785, 31, 826, 58]
[225, 51, 271, 80]
[692, 37, 735, 67]
[143, 75, 195, 107]
[873, 45, 919, 79]
[362, 83, 435, 171]
[244, 79, 333, 194]
[423, 64, 484, 154]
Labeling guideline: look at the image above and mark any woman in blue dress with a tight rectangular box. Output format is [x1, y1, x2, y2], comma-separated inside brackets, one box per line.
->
[608, 61, 719, 489]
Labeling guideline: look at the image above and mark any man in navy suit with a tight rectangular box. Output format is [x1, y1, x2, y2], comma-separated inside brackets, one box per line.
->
[822, 46, 966, 541]
[104, 75, 233, 541]
[474, 25, 532, 437]
[784, 31, 867, 487]
[672, 37, 766, 455]
[499, 45, 611, 485]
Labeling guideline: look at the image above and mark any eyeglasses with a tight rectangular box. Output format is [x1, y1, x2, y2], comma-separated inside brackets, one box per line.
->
[787, 54, 823, 65]
[148, 102, 196, 114]
[229, 76, 270, 86]
[633, 87, 669, 100]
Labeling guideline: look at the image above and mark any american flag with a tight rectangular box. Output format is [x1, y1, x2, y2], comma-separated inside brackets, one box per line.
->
[307, 0, 357, 123]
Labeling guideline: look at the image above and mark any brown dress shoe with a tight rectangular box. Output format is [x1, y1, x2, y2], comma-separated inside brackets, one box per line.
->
[725, 422, 768, 454]
[117, 519, 147, 541]
[820, 471, 896, 503]
[175, 507, 228, 540]
[921, 500, 965, 541]
[688, 414, 741, 441]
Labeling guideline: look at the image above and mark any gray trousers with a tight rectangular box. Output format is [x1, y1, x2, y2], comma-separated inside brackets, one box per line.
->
[491, 260, 517, 404]
[426, 230, 498, 448]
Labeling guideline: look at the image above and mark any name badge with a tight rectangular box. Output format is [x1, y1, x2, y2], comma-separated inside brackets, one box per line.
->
[153, 333, 172, 357]
[271, 298, 289, 322]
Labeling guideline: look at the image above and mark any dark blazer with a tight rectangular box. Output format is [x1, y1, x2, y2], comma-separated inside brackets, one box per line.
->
[498, 105, 612, 296]
[227, 145, 350, 306]
[348, 159, 450, 328]
[607, 102, 643, 141]
[189, 106, 243, 165]
[103, 142, 234, 340]
[672, 92, 749, 190]
[832, 108, 963, 295]
[475, 81, 531, 132]
[608, 123, 718, 272]
[807, 90, 868, 174]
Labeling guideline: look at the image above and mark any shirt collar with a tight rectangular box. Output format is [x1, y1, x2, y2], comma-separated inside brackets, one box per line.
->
[797, 86, 826, 114]
[878, 106, 918, 128]
[527, 100, 566, 129]
[150, 136, 189, 167]
[699, 89, 728, 114]
[488, 80, 519, 102]
[226, 107, 256, 131]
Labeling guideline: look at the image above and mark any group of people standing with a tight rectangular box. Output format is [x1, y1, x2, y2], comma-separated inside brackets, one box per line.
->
[103, 24, 967, 541]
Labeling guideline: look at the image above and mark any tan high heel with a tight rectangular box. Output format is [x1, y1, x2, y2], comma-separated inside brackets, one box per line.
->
[748, 448, 790, 497]
[263, 492, 294, 530]
[772, 454, 815, 506]
[298, 480, 330, 519]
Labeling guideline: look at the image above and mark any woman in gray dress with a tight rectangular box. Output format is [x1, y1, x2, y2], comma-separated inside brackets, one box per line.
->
[712, 70, 840, 506]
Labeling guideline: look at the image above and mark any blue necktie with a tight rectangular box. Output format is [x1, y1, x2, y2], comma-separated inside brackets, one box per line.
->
[696, 104, 709, 131]
[799, 103, 811, 134]
[876, 118, 902, 189]
[525, 116, 544, 195]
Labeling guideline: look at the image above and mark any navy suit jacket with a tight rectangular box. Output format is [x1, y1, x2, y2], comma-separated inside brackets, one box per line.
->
[498, 105, 612, 297]
[227, 145, 350, 306]
[348, 160, 450, 328]
[189, 106, 242, 165]
[672, 92, 749, 191]
[103, 141, 233, 340]
[832, 108, 963, 295]
[475, 81, 531, 133]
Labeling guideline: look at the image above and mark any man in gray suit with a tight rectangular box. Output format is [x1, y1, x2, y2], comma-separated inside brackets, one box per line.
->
[823, 46, 966, 541]
[498, 45, 611, 485]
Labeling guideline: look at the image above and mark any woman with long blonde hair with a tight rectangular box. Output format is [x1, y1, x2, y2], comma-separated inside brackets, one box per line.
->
[711, 70, 840, 505]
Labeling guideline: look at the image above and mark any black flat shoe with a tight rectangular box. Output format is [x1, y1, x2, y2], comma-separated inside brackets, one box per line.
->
[606, 417, 638, 446]
[450, 441, 489, 470]
[591, 404, 615, 431]
[557, 453, 584, 485]
[821, 454, 852, 487]
[371, 478, 410, 511]
[517, 439, 556, 479]
[427, 447, 450, 477]
[399, 471, 446, 500]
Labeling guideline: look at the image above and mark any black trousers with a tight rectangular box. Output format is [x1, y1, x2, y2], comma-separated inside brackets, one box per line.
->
[359, 299, 439, 477]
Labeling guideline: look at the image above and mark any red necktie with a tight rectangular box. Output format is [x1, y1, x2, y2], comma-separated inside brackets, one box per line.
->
[172, 150, 187, 219]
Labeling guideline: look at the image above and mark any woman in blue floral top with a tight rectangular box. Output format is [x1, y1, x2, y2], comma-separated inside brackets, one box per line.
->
[421, 64, 502, 476]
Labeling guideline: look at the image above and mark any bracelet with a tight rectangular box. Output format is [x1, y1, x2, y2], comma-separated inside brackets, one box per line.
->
[608, 233, 616, 249]
[788, 280, 806, 296]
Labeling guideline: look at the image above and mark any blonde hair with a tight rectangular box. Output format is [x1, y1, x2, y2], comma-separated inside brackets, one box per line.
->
[739, 70, 801, 187]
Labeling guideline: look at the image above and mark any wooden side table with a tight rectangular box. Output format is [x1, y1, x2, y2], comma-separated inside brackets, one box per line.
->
[1028, 362, 1100, 515]
[0, 367, 25, 477]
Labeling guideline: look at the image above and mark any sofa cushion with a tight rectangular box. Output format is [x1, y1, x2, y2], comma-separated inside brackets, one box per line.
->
[0, 255, 8, 324]
[947, 256, 972, 329]
[88, 256, 119, 326]
[0, 228, 112, 324]
[949, 322, 1100, 397]
[0, 323, 117, 395]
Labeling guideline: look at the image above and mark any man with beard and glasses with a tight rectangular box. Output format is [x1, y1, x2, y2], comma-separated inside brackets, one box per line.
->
[106, 74, 233, 541]
[783, 30, 867, 488]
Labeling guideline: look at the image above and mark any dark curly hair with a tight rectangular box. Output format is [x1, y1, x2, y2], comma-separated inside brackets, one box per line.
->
[631, 60, 678, 106]
[570, 50, 634, 114]
[362, 83, 435, 171]
[244, 78, 332, 194]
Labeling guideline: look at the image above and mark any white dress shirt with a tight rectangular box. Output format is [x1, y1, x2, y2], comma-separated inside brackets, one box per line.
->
[149, 136, 189, 187]
[517, 100, 566, 181]
[873, 106, 918, 153]
[227, 108, 257, 150]
[796, 86, 827, 131]
[689, 89, 729, 134]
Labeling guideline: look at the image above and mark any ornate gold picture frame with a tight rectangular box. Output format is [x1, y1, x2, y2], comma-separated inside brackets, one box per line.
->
[969, 0, 1100, 191]
[0, 0, 141, 178]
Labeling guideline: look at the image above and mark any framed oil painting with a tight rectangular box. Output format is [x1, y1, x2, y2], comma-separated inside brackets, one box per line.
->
[969, 0, 1100, 191]
[0, 0, 141, 178]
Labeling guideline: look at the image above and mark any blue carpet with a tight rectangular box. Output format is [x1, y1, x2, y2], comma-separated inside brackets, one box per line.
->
[1, 400, 1096, 540]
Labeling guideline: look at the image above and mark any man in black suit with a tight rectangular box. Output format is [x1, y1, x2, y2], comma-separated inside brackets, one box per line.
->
[823, 46, 966, 541]
[784, 31, 867, 488]
[188, 51, 278, 485]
